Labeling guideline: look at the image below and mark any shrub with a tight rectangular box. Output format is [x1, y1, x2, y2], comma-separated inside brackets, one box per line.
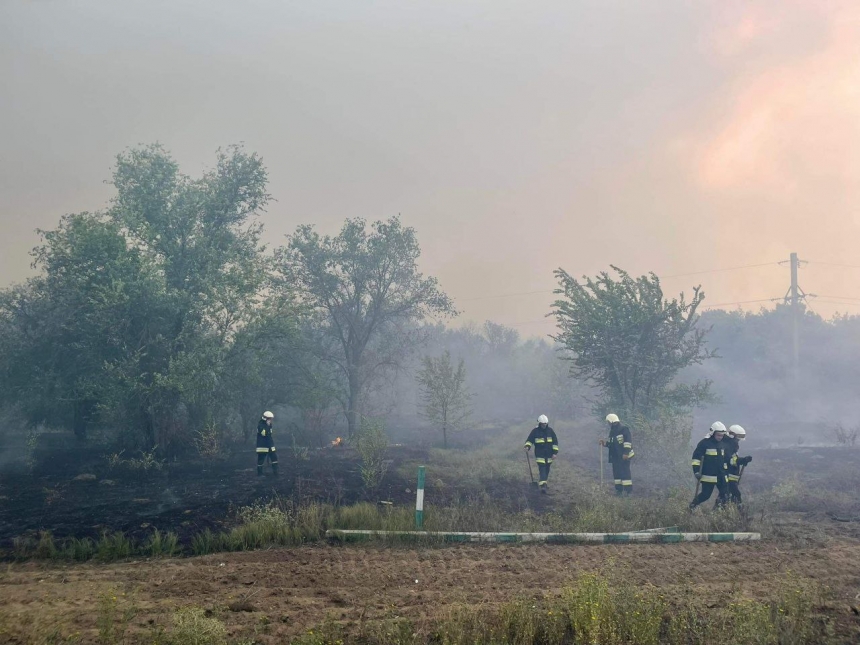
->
[194, 423, 223, 460]
[355, 418, 389, 491]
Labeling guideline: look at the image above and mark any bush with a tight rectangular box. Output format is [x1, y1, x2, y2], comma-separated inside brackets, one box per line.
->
[194, 423, 223, 460]
[831, 423, 858, 447]
[355, 418, 389, 491]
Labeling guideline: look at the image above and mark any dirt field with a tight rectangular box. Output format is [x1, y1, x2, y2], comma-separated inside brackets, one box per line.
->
[2, 536, 860, 643]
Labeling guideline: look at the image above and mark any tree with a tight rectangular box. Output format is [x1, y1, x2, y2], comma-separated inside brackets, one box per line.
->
[104, 143, 270, 448]
[0, 144, 275, 450]
[416, 351, 472, 448]
[0, 212, 165, 438]
[275, 217, 456, 437]
[551, 266, 715, 418]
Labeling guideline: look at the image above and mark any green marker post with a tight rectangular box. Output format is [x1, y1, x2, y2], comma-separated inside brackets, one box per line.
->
[415, 466, 425, 529]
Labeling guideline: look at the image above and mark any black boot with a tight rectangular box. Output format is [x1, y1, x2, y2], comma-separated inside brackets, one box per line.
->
[272, 463, 279, 477]
[257, 465, 263, 477]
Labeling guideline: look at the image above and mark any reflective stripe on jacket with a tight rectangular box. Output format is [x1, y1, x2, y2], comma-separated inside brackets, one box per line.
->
[525, 425, 559, 462]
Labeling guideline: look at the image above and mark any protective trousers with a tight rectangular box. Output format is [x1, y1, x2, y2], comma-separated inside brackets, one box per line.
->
[256, 447, 278, 476]
[727, 481, 742, 504]
[537, 461, 551, 487]
[692, 481, 727, 508]
[611, 460, 632, 496]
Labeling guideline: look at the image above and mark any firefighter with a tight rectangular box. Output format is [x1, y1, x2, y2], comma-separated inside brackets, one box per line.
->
[599, 413, 634, 496]
[524, 414, 558, 493]
[690, 422, 729, 510]
[725, 424, 752, 505]
[256, 411, 278, 476]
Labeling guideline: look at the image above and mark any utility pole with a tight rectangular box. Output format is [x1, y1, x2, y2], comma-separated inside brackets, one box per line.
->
[781, 252, 807, 377]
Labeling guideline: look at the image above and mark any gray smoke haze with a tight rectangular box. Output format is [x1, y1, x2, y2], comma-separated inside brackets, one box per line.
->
[3, 1, 860, 338]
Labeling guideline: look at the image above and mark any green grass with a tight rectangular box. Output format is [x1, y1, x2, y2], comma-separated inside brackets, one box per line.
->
[146, 529, 180, 558]
[291, 569, 828, 645]
[5, 491, 761, 564]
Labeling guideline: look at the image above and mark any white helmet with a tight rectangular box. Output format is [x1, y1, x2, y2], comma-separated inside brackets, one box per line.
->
[709, 421, 727, 435]
[537, 414, 548, 424]
[262, 411, 274, 419]
[729, 424, 746, 439]
[606, 413, 620, 424]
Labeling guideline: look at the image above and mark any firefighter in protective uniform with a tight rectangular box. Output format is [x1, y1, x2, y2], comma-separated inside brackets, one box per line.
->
[725, 424, 752, 505]
[524, 415, 558, 493]
[690, 422, 729, 509]
[600, 413, 634, 496]
[256, 411, 279, 476]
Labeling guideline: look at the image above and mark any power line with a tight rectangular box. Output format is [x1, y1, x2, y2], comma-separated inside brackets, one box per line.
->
[810, 299, 860, 308]
[812, 294, 860, 302]
[806, 260, 860, 270]
[455, 261, 781, 303]
[457, 289, 551, 302]
[507, 318, 554, 327]
[701, 297, 781, 309]
[662, 261, 779, 279]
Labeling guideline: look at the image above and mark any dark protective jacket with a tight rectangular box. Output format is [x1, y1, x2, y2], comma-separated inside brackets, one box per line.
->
[691, 435, 728, 484]
[606, 423, 634, 464]
[524, 425, 559, 463]
[724, 437, 751, 482]
[256, 418, 275, 450]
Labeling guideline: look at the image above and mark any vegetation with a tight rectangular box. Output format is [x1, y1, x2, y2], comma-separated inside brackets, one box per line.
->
[551, 266, 714, 418]
[52, 571, 822, 645]
[416, 350, 472, 448]
[354, 418, 390, 490]
[275, 216, 456, 438]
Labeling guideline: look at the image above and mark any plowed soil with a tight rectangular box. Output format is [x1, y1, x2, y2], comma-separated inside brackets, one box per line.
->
[2, 538, 860, 643]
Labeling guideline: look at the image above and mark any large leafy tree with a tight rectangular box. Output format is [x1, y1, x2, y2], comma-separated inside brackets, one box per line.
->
[105, 144, 271, 448]
[275, 217, 455, 437]
[0, 213, 165, 437]
[0, 145, 275, 450]
[551, 266, 715, 417]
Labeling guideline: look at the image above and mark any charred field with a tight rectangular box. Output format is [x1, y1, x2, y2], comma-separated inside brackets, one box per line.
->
[1, 430, 860, 644]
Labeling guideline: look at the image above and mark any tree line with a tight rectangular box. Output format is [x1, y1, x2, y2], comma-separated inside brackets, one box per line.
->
[1, 144, 852, 456]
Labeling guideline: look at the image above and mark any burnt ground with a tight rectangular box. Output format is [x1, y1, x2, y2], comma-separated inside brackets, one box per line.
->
[0, 439, 426, 547]
[1, 433, 859, 547]
[0, 434, 859, 642]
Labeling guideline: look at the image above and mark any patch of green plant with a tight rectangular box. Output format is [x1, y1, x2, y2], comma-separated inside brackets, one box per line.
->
[428, 570, 828, 645]
[147, 528, 180, 558]
[106, 445, 165, 475]
[355, 418, 389, 490]
[194, 423, 224, 460]
[96, 589, 135, 645]
[35, 530, 59, 559]
[170, 607, 227, 645]
[96, 531, 133, 561]
[61, 537, 97, 562]
[191, 528, 221, 556]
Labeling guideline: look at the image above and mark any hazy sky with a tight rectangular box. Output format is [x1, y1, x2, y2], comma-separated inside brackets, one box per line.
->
[2, 0, 860, 336]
